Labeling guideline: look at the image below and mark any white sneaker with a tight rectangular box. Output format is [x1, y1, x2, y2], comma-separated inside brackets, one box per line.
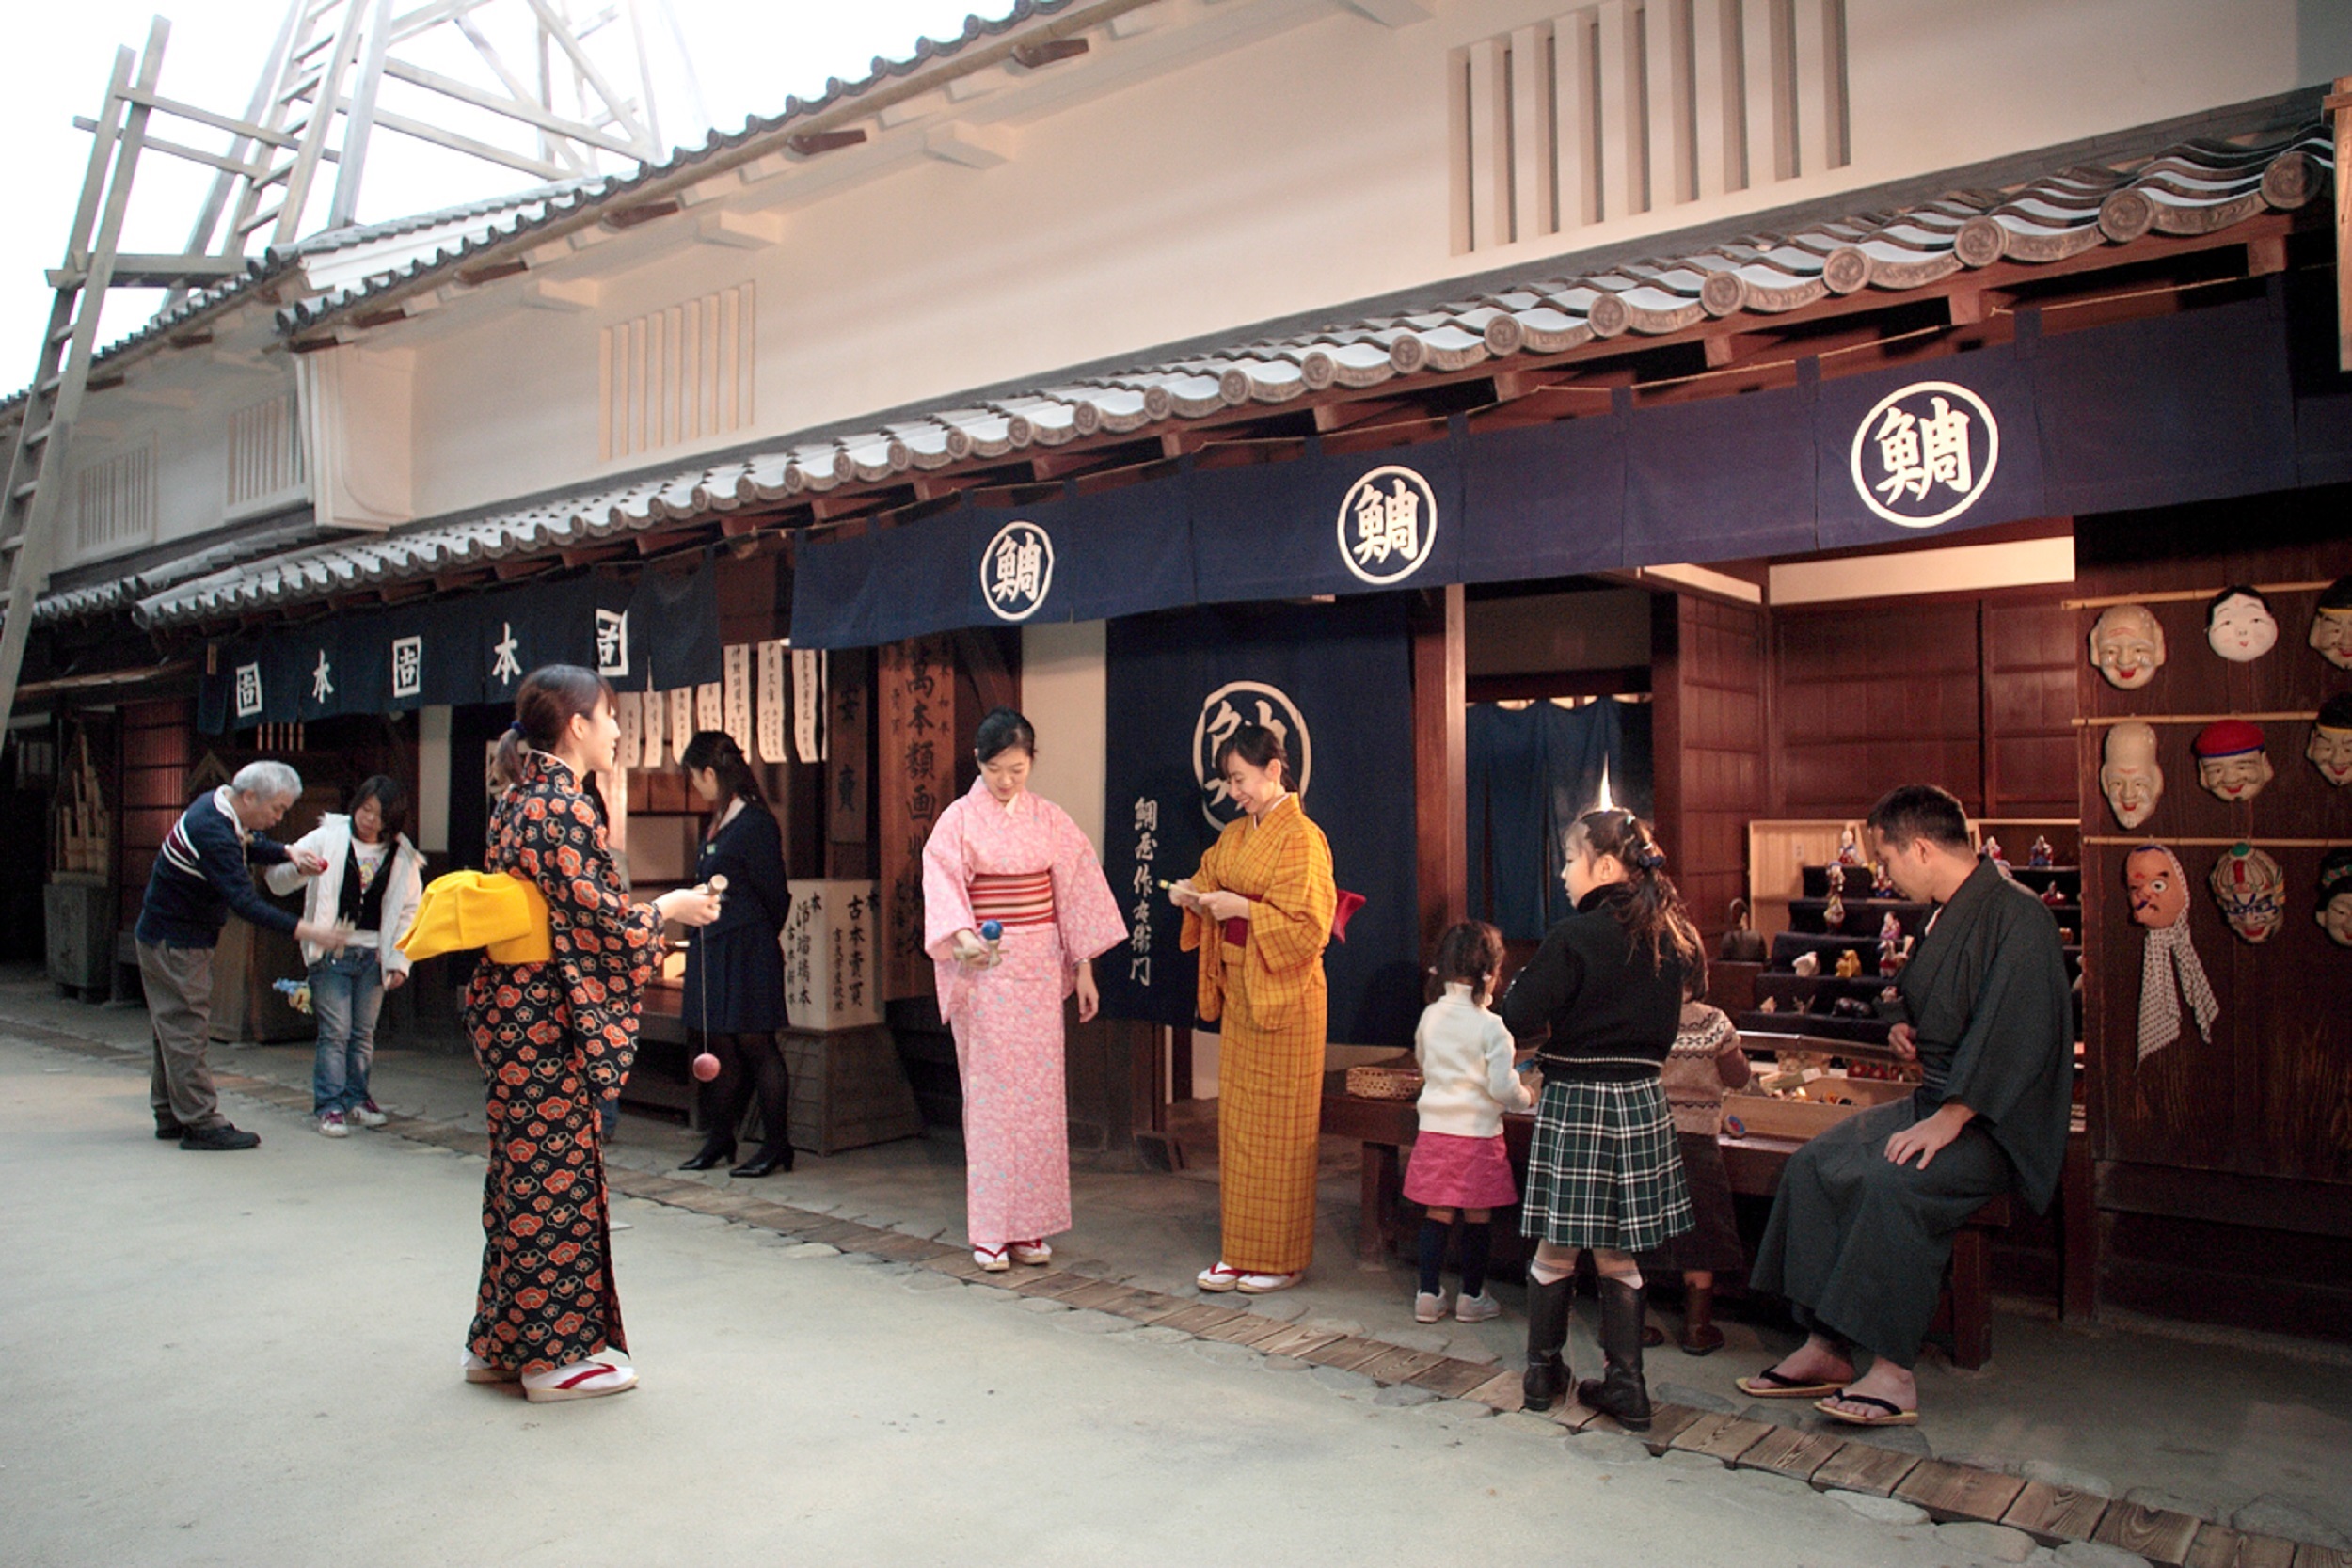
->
[1235, 1270, 1302, 1294]
[350, 1101, 389, 1128]
[521, 1358, 637, 1402]
[1009, 1240, 1052, 1266]
[1454, 1290, 1502, 1323]
[973, 1244, 1011, 1273]
[317, 1111, 348, 1138]
[461, 1350, 516, 1385]
[1414, 1290, 1449, 1323]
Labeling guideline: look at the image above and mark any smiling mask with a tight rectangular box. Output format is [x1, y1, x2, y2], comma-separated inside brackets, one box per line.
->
[2310, 694, 2352, 789]
[2193, 720, 2272, 803]
[2208, 843, 2284, 945]
[2101, 722, 2164, 829]
[2311, 577, 2352, 671]
[2090, 604, 2166, 689]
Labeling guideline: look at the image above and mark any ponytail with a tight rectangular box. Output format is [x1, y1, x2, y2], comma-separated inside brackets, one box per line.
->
[1573, 808, 1706, 992]
[493, 664, 612, 790]
[680, 729, 765, 813]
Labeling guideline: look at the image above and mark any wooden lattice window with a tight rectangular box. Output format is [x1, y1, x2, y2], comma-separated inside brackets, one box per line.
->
[599, 281, 757, 461]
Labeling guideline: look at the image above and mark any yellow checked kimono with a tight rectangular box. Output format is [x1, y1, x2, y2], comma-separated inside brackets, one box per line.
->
[1180, 794, 1338, 1275]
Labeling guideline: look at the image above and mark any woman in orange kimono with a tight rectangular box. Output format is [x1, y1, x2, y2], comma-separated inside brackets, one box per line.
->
[1171, 723, 1337, 1294]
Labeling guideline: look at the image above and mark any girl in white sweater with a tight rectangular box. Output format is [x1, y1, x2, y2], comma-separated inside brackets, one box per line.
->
[1406, 921, 1535, 1323]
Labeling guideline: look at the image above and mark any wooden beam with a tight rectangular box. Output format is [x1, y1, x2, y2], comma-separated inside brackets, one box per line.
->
[2332, 76, 2352, 372]
[602, 198, 683, 230]
[455, 257, 529, 286]
[1010, 37, 1089, 68]
[787, 128, 867, 157]
[1412, 584, 1468, 957]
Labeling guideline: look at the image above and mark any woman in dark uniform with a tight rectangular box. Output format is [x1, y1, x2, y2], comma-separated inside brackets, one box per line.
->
[675, 731, 795, 1178]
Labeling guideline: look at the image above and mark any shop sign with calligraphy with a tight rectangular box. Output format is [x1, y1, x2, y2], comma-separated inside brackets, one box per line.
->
[877, 636, 955, 1000]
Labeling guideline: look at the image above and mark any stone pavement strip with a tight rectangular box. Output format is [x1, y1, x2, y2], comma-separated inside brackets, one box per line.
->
[8, 1012, 2339, 1568]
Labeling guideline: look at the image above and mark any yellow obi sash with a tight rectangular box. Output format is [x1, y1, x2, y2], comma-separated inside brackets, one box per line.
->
[397, 870, 553, 964]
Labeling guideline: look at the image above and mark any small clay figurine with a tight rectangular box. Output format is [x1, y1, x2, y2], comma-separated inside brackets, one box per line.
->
[1881, 935, 1914, 976]
[2127, 844, 2217, 1062]
[2101, 721, 2165, 829]
[2205, 586, 2279, 663]
[2041, 881, 2070, 909]
[1983, 835, 2008, 867]
[1758, 995, 1780, 1013]
[2311, 577, 2352, 671]
[2308, 693, 2352, 789]
[2208, 842, 2284, 945]
[2316, 850, 2352, 948]
[1877, 911, 1903, 945]
[1836, 825, 1862, 866]
[1871, 862, 1897, 898]
[1790, 950, 1820, 977]
[2193, 720, 2274, 803]
[2027, 835, 2054, 868]
[2089, 603, 2167, 689]
[1835, 948, 1863, 979]
[1822, 885, 1847, 930]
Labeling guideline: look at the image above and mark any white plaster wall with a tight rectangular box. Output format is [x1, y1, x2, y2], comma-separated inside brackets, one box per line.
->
[63, 356, 298, 567]
[1020, 619, 1108, 857]
[390, 0, 2351, 523]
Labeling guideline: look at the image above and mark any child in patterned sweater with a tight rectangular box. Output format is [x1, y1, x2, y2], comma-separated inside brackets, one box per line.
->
[1406, 921, 1536, 1323]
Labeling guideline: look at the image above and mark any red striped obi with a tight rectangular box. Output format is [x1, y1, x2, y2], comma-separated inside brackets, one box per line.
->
[968, 870, 1056, 928]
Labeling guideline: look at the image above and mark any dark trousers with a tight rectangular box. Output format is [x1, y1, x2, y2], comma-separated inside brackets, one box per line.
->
[694, 1031, 792, 1155]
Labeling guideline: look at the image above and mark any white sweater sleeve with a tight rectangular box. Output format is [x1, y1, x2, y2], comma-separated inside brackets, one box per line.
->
[1486, 1012, 1533, 1111]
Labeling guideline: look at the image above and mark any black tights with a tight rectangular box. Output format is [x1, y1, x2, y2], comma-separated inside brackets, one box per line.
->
[692, 1031, 792, 1159]
[1416, 1216, 1493, 1298]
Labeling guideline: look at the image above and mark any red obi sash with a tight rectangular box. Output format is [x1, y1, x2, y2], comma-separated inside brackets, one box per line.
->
[1218, 888, 1368, 949]
[969, 870, 1055, 928]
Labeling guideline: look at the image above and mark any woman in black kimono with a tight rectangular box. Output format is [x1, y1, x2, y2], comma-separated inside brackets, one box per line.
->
[462, 665, 720, 1403]
[675, 730, 795, 1178]
[1740, 784, 2072, 1428]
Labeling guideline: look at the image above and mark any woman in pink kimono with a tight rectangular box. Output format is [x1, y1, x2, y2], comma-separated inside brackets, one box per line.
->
[923, 707, 1126, 1272]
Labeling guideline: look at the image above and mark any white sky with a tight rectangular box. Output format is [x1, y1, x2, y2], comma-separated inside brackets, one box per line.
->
[0, 0, 1015, 366]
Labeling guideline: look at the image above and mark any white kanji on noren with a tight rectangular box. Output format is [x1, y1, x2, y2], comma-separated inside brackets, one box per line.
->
[489, 621, 522, 687]
[1335, 465, 1438, 585]
[595, 608, 629, 678]
[389, 636, 422, 700]
[310, 650, 334, 705]
[1851, 380, 1999, 529]
[233, 662, 263, 720]
[980, 520, 1054, 622]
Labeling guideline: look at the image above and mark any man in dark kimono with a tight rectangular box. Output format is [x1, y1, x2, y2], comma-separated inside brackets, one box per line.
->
[1742, 784, 2072, 1425]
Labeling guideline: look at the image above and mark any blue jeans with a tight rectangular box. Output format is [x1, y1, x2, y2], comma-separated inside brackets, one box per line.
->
[310, 948, 386, 1116]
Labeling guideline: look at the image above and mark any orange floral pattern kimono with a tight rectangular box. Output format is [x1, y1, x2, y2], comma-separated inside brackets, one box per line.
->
[1180, 794, 1337, 1275]
[463, 752, 663, 1374]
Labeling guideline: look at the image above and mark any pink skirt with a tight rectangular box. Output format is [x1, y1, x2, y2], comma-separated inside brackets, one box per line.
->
[1403, 1131, 1518, 1210]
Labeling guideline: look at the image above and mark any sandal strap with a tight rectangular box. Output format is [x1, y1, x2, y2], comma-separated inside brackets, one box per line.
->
[552, 1362, 616, 1389]
[1829, 1391, 1907, 1417]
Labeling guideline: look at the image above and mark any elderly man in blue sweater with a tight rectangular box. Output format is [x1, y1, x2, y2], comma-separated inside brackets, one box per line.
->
[136, 761, 347, 1150]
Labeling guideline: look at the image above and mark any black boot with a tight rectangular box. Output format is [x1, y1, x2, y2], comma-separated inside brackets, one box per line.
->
[1522, 1273, 1573, 1411]
[1578, 1277, 1654, 1431]
[677, 1139, 735, 1171]
[731, 1144, 793, 1178]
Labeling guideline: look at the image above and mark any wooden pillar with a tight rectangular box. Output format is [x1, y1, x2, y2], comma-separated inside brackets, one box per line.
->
[1412, 583, 1468, 955]
[2331, 75, 2352, 372]
[824, 647, 871, 879]
[875, 636, 954, 1001]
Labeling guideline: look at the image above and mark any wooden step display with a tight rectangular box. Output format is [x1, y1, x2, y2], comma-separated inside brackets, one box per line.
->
[50, 727, 110, 879]
[781, 1024, 923, 1156]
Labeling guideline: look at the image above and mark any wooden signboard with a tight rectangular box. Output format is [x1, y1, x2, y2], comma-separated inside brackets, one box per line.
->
[828, 647, 871, 847]
[876, 637, 953, 1000]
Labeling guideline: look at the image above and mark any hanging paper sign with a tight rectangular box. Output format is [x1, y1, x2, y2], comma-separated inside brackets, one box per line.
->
[755, 641, 788, 764]
[667, 687, 694, 760]
[696, 682, 723, 734]
[617, 689, 644, 770]
[793, 647, 826, 765]
[723, 644, 755, 756]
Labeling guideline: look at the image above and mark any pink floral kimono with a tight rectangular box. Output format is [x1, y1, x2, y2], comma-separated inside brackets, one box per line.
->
[922, 778, 1126, 1248]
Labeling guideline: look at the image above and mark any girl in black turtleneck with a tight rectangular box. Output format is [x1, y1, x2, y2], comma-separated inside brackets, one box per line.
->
[1500, 808, 1704, 1430]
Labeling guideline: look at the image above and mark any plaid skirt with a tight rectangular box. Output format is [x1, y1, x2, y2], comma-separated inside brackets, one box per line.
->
[1521, 1076, 1694, 1253]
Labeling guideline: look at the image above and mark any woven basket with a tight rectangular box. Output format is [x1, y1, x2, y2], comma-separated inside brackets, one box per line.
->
[1346, 1064, 1424, 1101]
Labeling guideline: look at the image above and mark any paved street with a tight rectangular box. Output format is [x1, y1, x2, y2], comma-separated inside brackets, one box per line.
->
[0, 1017, 2041, 1568]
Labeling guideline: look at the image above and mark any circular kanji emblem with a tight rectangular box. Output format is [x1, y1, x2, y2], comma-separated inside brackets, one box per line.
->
[1850, 380, 1999, 529]
[1192, 680, 1311, 830]
[979, 519, 1055, 621]
[1335, 465, 1438, 584]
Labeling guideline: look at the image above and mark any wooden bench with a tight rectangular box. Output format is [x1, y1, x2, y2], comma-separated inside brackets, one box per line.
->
[1323, 1083, 2016, 1370]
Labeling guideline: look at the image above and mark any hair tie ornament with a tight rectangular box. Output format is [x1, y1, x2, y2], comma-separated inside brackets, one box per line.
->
[508, 721, 526, 736]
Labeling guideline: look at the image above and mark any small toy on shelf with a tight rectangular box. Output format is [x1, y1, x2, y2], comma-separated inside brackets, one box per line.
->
[2027, 835, 2054, 868]
[1822, 885, 1846, 930]
[1871, 862, 1897, 898]
[1758, 996, 1780, 1013]
[2041, 881, 2070, 909]
[1877, 911, 1903, 945]
[1836, 825, 1863, 866]
[1982, 835, 2008, 867]
[1790, 951, 1820, 977]
[1834, 949, 1863, 979]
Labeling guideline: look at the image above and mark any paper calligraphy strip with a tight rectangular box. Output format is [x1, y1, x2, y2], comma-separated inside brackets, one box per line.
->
[723, 644, 755, 757]
[755, 640, 788, 764]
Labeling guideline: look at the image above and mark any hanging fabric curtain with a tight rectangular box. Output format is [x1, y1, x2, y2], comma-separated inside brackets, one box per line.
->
[1467, 698, 1650, 940]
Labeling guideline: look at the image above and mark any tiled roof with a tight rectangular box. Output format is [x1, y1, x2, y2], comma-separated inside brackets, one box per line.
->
[95, 119, 2337, 632]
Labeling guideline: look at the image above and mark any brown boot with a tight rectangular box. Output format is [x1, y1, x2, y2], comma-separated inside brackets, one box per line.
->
[1679, 1281, 1724, 1356]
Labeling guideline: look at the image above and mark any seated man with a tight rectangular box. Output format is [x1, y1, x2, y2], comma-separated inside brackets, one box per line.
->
[137, 760, 342, 1150]
[1741, 784, 2071, 1425]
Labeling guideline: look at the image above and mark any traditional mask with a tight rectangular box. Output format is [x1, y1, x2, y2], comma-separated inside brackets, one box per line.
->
[2193, 720, 2273, 803]
[2090, 604, 2166, 689]
[2126, 845, 2187, 929]
[2205, 587, 2278, 663]
[2317, 850, 2352, 948]
[2309, 694, 2352, 788]
[2311, 576, 2352, 671]
[2131, 844, 2217, 1061]
[2101, 722, 2164, 829]
[2207, 843, 2284, 944]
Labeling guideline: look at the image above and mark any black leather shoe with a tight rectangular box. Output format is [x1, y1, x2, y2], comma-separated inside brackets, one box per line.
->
[155, 1118, 185, 1140]
[731, 1148, 793, 1178]
[180, 1122, 261, 1151]
[677, 1144, 735, 1172]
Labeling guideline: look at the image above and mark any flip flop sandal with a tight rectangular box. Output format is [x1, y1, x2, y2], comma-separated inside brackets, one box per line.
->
[1814, 1391, 1919, 1427]
[1736, 1367, 1848, 1399]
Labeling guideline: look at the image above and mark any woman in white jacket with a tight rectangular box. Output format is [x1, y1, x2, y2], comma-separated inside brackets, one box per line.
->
[266, 775, 425, 1137]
